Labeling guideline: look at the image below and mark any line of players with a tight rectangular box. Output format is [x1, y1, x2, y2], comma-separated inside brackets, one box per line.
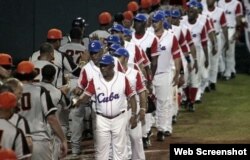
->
[0, 0, 246, 159]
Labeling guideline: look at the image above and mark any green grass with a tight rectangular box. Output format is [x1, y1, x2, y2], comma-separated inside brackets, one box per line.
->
[174, 74, 250, 142]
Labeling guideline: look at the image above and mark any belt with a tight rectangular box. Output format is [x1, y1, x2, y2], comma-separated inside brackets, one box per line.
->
[96, 110, 125, 119]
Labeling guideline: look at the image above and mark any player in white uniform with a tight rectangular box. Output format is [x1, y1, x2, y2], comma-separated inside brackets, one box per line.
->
[205, 0, 229, 89]
[152, 12, 181, 140]
[131, 13, 159, 148]
[114, 48, 147, 160]
[76, 54, 137, 160]
[0, 90, 31, 160]
[40, 64, 71, 160]
[218, 0, 242, 80]
[31, 28, 81, 87]
[14, 61, 67, 160]
[181, 1, 209, 111]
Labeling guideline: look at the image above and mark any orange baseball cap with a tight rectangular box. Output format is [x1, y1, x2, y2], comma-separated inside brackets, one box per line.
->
[128, 1, 139, 12]
[98, 12, 112, 25]
[0, 92, 17, 109]
[140, 0, 152, 9]
[152, 0, 160, 6]
[16, 61, 35, 74]
[123, 11, 134, 21]
[0, 53, 13, 66]
[47, 28, 63, 39]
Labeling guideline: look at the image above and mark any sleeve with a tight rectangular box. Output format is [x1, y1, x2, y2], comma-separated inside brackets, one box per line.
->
[179, 31, 189, 53]
[220, 12, 227, 27]
[206, 18, 213, 33]
[125, 77, 136, 98]
[84, 79, 96, 97]
[201, 26, 208, 47]
[134, 45, 144, 65]
[63, 54, 81, 77]
[172, 36, 181, 59]
[235, 2, 242, 16]
[41, 88, 58, 117]
[117, 61, 125, 73]
[78, 69, 88, 89]
[14, 129, 31, 159]
[135, 72, 146, 93]
[186, 29, 194, 47]
[150, 37, 160, 57]
[141, 49, 151, 67]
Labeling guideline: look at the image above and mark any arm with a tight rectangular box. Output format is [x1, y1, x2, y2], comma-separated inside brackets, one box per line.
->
[129, 94, 137, 129]
[47, 114, 68, 158]
[190, 44, 198, 73]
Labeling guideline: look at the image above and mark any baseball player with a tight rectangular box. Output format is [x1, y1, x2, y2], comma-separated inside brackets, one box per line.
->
[89, 12, 112, 43]
[122, 10, 134, 30]
[152, 11, 181, 140]
[59, 27, 89, 66]
[181, 1, 209, 111]
[61, 16, 89, 47]
[204, 0, 228, 90]
[114, 48, 147, 160]
[31, 28, 81, 87]
[131, 13, 159, 148]
[14, 61, 67, 160]
[4, 79, 33, 151]
[0, 53, 14, 84]
[0, 90, 31, 159]
[218, 0, 243, 80]
[39, 64, 71, 160]
[75, 54, 137, 160]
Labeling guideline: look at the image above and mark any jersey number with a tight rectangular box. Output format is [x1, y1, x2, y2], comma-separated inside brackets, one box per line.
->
[0, 130, 3, 149]
[21, 93, 31, 111]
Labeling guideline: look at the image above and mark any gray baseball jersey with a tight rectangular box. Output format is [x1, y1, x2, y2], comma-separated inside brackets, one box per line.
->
[9, 113, 31, 137]
[0, 119, 31, 159]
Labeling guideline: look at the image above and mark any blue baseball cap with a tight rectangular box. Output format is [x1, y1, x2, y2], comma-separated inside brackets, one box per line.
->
[109, 43, 121, 51]
[171, 9, 182, 18]
[99, 54, 114, 65]
[114, 48, 129, 58]
[134, 14, 147, 22]
[187, 0, 199, 9]
[88, 40, 102, 53]
[123, 28, 132, 37]
[106, 35, 121, 44]
[111, 24, 124, 33]
[165, 10, 171, 17]
[163, 20, 172, 29]
[152, 12, 165, 22]
[196, 1, 203, 10]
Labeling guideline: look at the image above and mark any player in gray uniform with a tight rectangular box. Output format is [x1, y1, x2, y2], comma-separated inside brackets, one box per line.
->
[39, 64, 71, 160]
[14, 61, 68, 160]
[0, 89, 31, 160]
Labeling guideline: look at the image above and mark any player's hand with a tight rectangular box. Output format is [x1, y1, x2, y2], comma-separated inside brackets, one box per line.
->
[138, 109, 146, 122]
[193, 60, 198, 74]
[130, 115, 137, 129]
[73, 87, 83, 96]
[59, 85, 70, 95]
[172, 75, 179, 86]
[60, 140, 68, 158]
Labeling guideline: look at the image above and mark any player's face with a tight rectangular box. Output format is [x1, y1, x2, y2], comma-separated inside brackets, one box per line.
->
[152, 20, 163, 32]
[100, 64, 114, 78]
[171, 18, 180, 26]
[133, 21, 146, 33]
[187, 7, 198, 21]
[123, 19, 132, 28]
[90, 51, 103, 66]
[207, 0, 215, 7]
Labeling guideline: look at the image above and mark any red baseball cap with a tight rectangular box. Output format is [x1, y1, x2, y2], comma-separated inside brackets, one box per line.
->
[0, 92, 17, 109]
[152, 0, 160, 6]
[0, 53, 13, 66]
[47, 28, 63, 40]
[98, 12, 112, 25]
[128, 1, 139, 12]
[16, 61, 35, 74]
[123, 11, 134, 21]
[140, 0, 152, 9]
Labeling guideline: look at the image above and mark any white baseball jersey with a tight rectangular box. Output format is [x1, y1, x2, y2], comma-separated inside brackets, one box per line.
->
[155, 30, 181, 74]
[131, 31, 159, 62]
[180, 23, 194, 49]
[218, 0, 242, 27]
[33, 60, 62, 87]
[171, 25, 190, 53]
[0, 119, 31, 159]
[197, 14, 214, 34]
[19, 83, 57, 141]
[204, 6, 227, 33]
[124, 40, 144, 65]
[31, 49, 80, 78]
[9, 113, 31, 136]
[85, 71, 135, 117]
[59, 42, 87, 65]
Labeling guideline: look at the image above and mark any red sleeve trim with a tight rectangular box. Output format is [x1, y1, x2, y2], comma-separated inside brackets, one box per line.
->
[135, 72, 146, 93]
[125, 77, 136, 98]
[150, 37, 159, 57]
[84, 79, 95, 96]
[80, 69, 88, 89]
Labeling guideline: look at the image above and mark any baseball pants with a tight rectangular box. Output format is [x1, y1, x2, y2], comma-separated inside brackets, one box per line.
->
[31, 140, 53, 160]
